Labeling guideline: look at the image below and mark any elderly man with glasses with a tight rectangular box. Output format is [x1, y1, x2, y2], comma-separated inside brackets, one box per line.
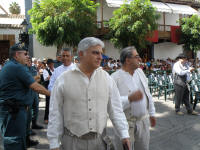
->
[111, 46, 156, 150]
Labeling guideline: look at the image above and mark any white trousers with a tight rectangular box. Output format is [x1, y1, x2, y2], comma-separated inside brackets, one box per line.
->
[60, 133, 107, 150]
[114, 117, 150, 150]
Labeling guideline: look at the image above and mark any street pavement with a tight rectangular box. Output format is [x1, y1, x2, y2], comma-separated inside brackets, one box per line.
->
[0, 94, 200, 150]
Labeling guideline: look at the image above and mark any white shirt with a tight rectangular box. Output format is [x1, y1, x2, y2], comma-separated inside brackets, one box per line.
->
[111, 68, 155, 118]
[172, 61, 190, 76]
[172, 61, 191, 82]
[48, 63, 75, 91]
[47, 65, 129, 149]
[43, 67, 54, 81]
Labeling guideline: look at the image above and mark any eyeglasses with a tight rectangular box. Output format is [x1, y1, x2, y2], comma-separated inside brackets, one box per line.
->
[62, 55, 70, 57]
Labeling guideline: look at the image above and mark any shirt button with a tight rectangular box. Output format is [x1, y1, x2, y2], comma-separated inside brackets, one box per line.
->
[89, 118, 92, 120]
[88, 99, 91, 101]
[89, 108, 92, 111]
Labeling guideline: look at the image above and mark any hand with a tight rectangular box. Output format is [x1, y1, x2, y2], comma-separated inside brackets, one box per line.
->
[47, 76, 51, 80]
[51, 148, 59, 150]
[35, 75, 41, 82]
[189, 67, 195, 72]
[122, 138, 131, 150]
[128, 90, 143, 102]
[150, 116, 156, 127]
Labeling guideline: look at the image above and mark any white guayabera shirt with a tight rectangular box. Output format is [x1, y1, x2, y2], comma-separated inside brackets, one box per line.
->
[111, 68, 156, 118]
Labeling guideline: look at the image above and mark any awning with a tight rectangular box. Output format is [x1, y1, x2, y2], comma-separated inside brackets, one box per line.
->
[106, 0, 130, 7]
[165, 3, 198, 15]
[105, 0, 198, 15]
[151, 1, 172, 13]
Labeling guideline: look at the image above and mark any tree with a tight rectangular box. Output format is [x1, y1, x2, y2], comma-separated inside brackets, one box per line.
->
[28, 0, 98, 54]
[109, 0, 159, 51]
[9, 2, 21, 14]
[180, 15, 200, 55]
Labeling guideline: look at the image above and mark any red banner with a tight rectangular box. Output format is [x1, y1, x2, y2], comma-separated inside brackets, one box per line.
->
[146, 30, 158, 42]
[171, 26, 180, 43]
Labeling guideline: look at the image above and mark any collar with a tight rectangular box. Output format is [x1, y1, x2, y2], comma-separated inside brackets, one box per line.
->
[10, 58, 19, 64]
[73, 64, 102, 75]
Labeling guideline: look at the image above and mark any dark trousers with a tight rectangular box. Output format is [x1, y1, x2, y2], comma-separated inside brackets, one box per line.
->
[32, 93, 39, 124]
[44, 96, 50, 121]
[0, 107, 27, 150]
[27, 106, 32, 136]
[174, 84, 192, 113]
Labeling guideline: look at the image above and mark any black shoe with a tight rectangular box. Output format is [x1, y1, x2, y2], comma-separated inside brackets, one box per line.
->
[29, 130, 36, 136]
[32, 124, 44, 129]
[26, 139, 39, 148]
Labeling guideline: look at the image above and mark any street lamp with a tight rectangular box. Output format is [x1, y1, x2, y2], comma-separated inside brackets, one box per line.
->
[19, 19, 29, 48]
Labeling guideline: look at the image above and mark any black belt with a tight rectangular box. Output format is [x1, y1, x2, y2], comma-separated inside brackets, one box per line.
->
[64, 128, 100, 140]
[0, 103, 30, 110]
[0, 100, 31, 119]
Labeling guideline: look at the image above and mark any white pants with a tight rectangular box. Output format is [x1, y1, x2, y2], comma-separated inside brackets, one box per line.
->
[114, 117, 150, 150]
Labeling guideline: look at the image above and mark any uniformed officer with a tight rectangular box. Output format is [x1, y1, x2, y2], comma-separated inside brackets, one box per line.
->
[0, 43, 50, 150]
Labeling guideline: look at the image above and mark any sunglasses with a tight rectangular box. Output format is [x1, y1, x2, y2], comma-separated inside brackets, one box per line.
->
[17, 51, 28, 56]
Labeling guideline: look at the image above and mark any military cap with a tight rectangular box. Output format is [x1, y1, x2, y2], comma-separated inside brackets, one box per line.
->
[176, 53, 187, 60]
[46, 59, 54, 65]
[10, 43, 28, 52]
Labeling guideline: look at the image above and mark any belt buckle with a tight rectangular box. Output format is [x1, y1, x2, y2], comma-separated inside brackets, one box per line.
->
[80, 132, 98, 140]
[25, 106, 30, 111]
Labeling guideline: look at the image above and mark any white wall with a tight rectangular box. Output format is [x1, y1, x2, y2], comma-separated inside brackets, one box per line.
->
[97, 0, 121, 22]
[156, 12, 180, 26]
[104, 40, 120, 59]
[165, 13, 179, 26]
[33, 35, 57, 59]
[0, 28, 21, 42]
[197, 51, 200, 60]
[103, 41, 184, 60]
[154, 42, 183, 59]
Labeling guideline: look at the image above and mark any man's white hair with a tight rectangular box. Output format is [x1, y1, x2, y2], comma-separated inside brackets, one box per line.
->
[77, 37, 104, 52]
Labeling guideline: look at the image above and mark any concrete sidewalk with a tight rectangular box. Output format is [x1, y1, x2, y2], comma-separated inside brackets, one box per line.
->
[1, 95, 200, 150]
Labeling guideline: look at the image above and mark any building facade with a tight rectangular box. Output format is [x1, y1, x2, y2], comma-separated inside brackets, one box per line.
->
[96, 0, 200, 60]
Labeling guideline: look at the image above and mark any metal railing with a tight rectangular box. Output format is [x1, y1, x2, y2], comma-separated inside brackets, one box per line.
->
[158, 24, 172, 32]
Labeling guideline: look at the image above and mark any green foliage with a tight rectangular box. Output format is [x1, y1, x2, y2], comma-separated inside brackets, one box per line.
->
[109, 0, 159, 51]
[28, 0, 98, 52]
[9, 2, 21, 14]
[180, 15, 200, 52]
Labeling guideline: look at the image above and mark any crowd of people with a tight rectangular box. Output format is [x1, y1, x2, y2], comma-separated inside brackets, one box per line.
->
[0, 37, 199, 150]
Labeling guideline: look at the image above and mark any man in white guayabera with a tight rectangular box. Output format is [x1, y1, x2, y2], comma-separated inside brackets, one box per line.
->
[111, 46, 156, 150]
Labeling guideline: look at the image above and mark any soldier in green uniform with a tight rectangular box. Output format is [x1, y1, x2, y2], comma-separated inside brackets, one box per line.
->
[0, 43, 50, 150]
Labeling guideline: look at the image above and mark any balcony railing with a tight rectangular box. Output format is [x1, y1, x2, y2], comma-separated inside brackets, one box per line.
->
[158, 24, 171, 39]
[96, 21, 178, 40]
[96, 21, 109, 29]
